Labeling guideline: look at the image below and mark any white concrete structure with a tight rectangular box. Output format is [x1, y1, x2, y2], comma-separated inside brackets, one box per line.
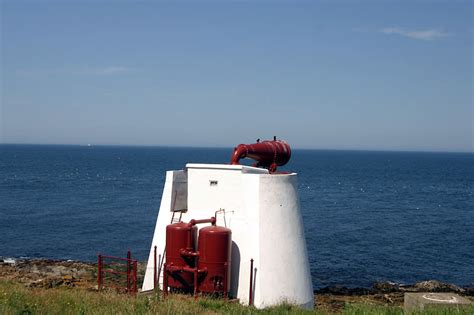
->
[142, 163, 313, 309]
[404, 293, 472, 312]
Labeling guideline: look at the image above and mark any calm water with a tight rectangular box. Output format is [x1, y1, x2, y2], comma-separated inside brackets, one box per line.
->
[1, 144, 473, 288]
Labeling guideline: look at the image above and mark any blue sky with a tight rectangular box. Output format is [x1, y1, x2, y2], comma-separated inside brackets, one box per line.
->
[1, 0, 472, 151]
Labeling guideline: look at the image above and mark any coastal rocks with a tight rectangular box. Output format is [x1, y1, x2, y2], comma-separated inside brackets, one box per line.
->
[14, 259, 91, 278]
[316, 280, 469, 296]
[26, 275, 79, 288]
[373, 280, 466, 294]
[315, 286, 372, 296]
[373, 281, 400, 293]
[0, 258, 16, 265]
[463, 287, 474, 296]
[0, 259, 95, 290]
[411, 280, 464, 293]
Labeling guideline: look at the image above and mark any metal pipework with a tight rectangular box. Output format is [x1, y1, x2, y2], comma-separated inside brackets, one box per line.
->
[164, 216, 226, 298]
[186, 217, 216, 254]
[230, 138, 291, 172]
[188, 217, 216, 227]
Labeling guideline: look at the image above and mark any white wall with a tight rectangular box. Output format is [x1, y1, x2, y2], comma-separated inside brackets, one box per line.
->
[142, 164, 313, 309]
[142, 170, 186, 291]
[257, 174, 314, 308]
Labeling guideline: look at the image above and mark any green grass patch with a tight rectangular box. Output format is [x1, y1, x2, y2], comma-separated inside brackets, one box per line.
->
[343, 302, 474, 315]
[1, 280, 473, 314]
[0, 280, 317, 315]
[343, 303, 403, 315]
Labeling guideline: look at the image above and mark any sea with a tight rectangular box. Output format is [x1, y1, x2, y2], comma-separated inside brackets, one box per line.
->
[1, 144, 473, 289]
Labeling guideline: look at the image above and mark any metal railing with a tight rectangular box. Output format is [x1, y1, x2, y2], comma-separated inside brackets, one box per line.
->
[97, 251, 138, 295]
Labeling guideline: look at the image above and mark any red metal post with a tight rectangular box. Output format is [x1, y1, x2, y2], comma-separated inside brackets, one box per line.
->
[249, 258, 254, 306]
[127, 250, 131, 293]
[154, 246, 157, 290]
[133, 260, 138, 295]
[97, 254, 102, 291]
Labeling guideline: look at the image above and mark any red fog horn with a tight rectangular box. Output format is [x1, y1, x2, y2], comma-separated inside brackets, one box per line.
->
[230, 138, 291, 172]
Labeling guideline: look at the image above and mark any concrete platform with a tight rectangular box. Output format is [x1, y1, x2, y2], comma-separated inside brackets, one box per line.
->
[404, 292, 472, 312]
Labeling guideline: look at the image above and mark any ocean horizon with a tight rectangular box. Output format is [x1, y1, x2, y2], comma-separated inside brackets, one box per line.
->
[2, 143, 473, 154]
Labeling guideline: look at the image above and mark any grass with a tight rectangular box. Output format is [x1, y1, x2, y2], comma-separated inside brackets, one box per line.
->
[0, 280, 316, 315]
[1, 280, 473, 314]
[344, 303, 474, 315]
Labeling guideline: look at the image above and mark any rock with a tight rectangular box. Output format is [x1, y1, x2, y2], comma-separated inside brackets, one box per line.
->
[48, 279, 64, 288]
[0, 258, 16, 265]
[315, 286, 372, 296]
[371, 280, 466, 294]
[411, 280, 464, 293]
[0, 258, 98, 290]
[27, 279, 45, 288]
[30, 265, 40, 274]
[373, 281, 400, 293]
[463, 287, 474, 296]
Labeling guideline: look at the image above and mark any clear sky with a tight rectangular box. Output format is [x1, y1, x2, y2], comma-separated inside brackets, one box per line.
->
[1, 0, 472, 151]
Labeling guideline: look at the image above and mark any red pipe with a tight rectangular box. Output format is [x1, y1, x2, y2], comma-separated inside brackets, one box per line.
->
[188, 217, 216, 227]
[186, 217, 216, 259]
[166, 264, 207, 274]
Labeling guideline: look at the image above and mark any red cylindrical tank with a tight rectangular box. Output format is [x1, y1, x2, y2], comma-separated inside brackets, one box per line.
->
[165, 222, 197, 290]
[197, 225, 232, 295]
[230, 139, 291, 171]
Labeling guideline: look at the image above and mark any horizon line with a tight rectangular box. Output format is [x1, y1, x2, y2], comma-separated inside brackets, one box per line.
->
[1, 142, 472, 154]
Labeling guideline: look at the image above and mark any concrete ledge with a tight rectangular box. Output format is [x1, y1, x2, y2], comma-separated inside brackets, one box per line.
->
[404, 292, 472, 312]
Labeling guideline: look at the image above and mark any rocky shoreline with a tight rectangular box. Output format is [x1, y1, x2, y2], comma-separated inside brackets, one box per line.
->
[0, 258, 98, 290]
[315, 280, 474, 296]
[1, 258, 473, 313]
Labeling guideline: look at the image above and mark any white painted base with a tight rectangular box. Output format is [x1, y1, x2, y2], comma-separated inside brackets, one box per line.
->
[142, 164, 313, 309]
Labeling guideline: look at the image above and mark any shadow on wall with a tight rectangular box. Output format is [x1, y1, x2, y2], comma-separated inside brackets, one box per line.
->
[252, 266, 257, 304]
[230, 241, 240, 297]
